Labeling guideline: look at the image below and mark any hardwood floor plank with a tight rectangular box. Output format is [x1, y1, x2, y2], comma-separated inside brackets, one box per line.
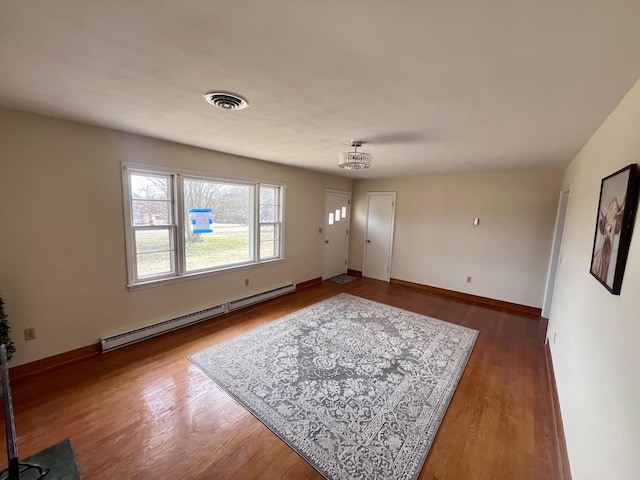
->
[2, 279, 563, 479]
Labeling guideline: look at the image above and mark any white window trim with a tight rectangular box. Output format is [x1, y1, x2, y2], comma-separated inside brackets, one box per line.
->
[257, 182, 285, 262]
[122, 162, 286, 289]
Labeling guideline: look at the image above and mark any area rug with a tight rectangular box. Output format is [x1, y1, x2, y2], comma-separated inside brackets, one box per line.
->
[189, 293, 478, 480]
[326, 274, 359, 285]
[20, 439, 81, 480]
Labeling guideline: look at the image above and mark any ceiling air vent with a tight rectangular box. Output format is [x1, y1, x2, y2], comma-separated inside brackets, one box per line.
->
[202, 91, 249, 110]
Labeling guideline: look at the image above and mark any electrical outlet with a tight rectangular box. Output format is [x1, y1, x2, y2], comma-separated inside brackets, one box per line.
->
[466, 276, 472, 283]
[24, 327, 36, 341]
[244, 278, 249, 286]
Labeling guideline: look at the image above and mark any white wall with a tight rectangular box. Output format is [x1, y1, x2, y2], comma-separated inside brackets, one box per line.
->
[350, 170, 563, 308]
[547, 78, 640, 479]
[0, 108, 351, 366]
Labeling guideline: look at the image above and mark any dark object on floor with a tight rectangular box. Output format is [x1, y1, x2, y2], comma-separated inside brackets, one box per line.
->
[20, 440, 81, 480]
[326, 274, 359, 285]
[0, 344, 48, 480]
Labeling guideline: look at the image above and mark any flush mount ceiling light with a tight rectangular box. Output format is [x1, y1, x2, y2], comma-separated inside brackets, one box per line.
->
[339, 141, 373, 170]
[202, 91, 249, 110]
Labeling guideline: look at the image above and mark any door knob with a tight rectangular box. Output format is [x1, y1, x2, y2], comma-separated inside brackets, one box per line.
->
[367, 240, 371, 243]
[325, 240, 329, 243]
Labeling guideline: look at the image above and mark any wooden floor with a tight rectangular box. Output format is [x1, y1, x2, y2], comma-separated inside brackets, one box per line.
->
[5, 279, 562, 479]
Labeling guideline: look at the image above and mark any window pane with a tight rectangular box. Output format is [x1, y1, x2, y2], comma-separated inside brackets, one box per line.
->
[260, 205, 276, 223]
[135, 229, 172, 254]
[260, 224, 279, 259]
[259, 185, 279, 223]
[260, 186, 277, 205]
[185, 226, 250, 270]
[260, 224, 277, 240]
[130, 174, 171, 200]
[260, 241, 276, 259]
[132, 200, 172, 226]
[184, 179, 252, 271]
[137, 252, 174, 278]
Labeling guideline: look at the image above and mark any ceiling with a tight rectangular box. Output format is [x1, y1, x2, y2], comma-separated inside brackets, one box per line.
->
[1, 1, 640, 178]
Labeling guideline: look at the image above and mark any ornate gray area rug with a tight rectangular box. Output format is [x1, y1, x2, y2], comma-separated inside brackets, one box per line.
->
[189, 293, 478, 480]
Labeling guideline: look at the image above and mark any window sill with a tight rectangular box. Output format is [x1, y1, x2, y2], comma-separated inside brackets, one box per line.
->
[127, 258, 286, 291]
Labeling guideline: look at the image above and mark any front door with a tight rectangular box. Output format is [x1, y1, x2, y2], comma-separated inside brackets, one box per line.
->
[323, 190, 351, 279]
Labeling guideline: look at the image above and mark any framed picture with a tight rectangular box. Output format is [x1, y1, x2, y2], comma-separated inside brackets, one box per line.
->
[590, 163, 639, 294]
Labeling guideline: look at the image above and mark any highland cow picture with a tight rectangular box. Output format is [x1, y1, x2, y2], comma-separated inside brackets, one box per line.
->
[590, 164, 638, 294]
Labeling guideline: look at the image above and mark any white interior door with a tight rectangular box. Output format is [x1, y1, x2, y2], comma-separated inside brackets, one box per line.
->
[323, 190, 351, 279]
[363, 192, 396, 282]
[542, 189, 570, 319]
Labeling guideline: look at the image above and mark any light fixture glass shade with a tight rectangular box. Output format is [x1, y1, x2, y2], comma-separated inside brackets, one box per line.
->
[338, 151, 373, 170]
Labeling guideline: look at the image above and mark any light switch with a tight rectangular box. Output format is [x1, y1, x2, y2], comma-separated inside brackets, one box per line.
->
[473, 218, 480, 226]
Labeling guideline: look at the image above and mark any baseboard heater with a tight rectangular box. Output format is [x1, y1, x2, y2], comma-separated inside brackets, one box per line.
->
[101, 283, 296, 353]
[228, 283, 296, 311]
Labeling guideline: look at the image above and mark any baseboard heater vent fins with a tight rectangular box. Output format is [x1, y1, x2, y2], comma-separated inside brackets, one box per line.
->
[101, 303, 227, 354]
[101, 283, 296, 353]
[228, 283, 296, 311]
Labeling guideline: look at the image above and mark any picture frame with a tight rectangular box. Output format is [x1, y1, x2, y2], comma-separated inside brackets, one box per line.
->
[589, 163, 639, 294]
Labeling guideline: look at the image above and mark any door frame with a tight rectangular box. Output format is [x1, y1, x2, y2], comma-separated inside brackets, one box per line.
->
[542, 186, 571, 320]
[363, 191, 397, 282]
[322, 189, 352, 279]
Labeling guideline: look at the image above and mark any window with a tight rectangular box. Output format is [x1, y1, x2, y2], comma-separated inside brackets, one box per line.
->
[129, 172, 176, 280]
[259, 185, 281, 260]
[123, 164, 284, 287]
[183, 178, 252, 272]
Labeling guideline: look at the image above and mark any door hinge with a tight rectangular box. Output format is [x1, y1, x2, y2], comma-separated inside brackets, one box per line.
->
[348, 199, 350, 205]
[392, 201, 395, 207]
[346, 229, 349, 235]
[345, 260, 347, 266]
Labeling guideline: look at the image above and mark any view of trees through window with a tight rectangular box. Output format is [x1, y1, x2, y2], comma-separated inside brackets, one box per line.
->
[130, 173, 175, 278]
[126, 168, 283, 283]
[183, 178, 252, 272]
[259, 185, 280, 259]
